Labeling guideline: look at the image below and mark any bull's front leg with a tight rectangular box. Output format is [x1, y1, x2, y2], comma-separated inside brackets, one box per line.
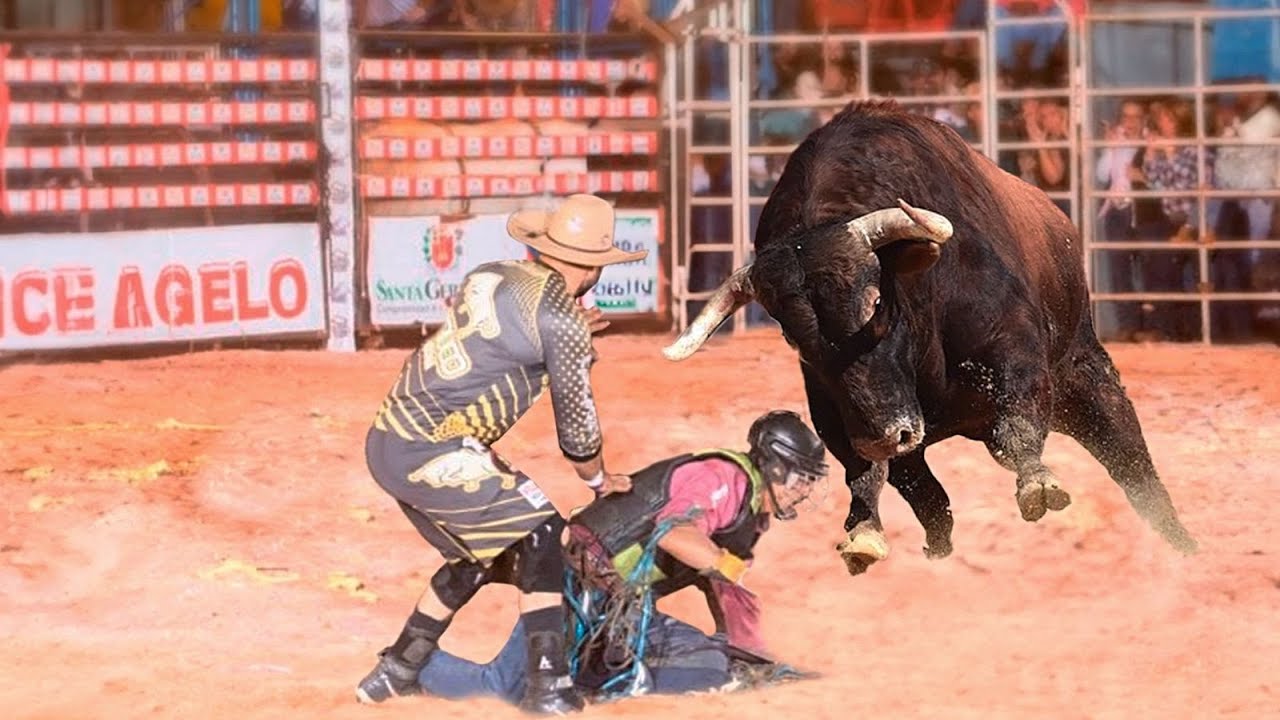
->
[838, 460, 892, 576]
[804, 364, 890, 576]
[887, 448, 954, 559]
[976, 355, 1071, 522]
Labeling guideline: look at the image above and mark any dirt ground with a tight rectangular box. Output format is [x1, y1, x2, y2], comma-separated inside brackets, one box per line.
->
[2, 335, 1277, 720]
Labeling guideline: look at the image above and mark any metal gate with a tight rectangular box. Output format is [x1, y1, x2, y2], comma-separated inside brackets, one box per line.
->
[1080, 4, 1280, 344]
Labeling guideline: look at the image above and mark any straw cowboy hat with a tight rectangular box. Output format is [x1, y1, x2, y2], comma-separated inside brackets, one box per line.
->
[506, 194, 648, 267]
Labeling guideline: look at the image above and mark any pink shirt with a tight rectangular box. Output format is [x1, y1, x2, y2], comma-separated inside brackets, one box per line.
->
[655, 458, 750, 535]
[653, 457, 766, 654]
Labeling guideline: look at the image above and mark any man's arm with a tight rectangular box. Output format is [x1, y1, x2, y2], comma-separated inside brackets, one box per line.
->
[654, 460, 751, 582]
[657, 525, 737, 577]
[538, 275, 628, 494]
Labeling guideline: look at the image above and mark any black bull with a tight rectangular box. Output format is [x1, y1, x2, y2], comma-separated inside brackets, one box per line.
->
[664, 100, 1197, 575]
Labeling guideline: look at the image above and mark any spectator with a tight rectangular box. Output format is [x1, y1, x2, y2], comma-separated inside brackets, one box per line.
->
[1094, 99, 1148, 340]
[1213, 87, 1280, 340]
[1024, 98, 1069, 194]
[1096, 100, 1147, 240]
[1133, 99, 1201, 340]
[359, 0, 428, 29]
[1203, 97, 1242, 245]
[1215, 88, 1280, 244]
[957, 80, 984, 144]
[1141, 99, 1201, 243]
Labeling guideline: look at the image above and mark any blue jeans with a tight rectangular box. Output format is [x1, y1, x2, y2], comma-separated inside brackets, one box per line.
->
[1243, 197, 1275, 246]
[418, 615, 732, 704]
[418, 621, 527, 702]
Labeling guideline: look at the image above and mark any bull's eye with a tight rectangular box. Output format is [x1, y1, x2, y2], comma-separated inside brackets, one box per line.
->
[874, 297, 882, 309]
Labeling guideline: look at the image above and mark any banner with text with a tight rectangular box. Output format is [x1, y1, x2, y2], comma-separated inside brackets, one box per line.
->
[581, 209, 662, 315]
[366, 209, 662, 326]
[0, 223, 325, 351]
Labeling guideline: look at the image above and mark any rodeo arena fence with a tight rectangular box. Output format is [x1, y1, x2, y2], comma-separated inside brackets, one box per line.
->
[0, 0, 1277, 356]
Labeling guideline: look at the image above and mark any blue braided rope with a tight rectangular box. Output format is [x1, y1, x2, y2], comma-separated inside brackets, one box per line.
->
[564, 514, 690, 698]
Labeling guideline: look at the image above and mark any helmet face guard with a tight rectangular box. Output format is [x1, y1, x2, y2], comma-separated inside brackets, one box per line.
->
[758, 438, 829, 521]
[747, 410, 829, 521]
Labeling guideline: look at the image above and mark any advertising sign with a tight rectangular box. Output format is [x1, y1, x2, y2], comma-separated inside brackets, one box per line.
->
[366, 214, 530, 326]
[366, 209, 663, 327]
[582, 209, 662, 314]
[0, 223, 325, 351]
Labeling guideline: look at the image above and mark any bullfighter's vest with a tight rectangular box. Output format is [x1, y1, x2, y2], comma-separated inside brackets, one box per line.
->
[571, 449, 766, 589]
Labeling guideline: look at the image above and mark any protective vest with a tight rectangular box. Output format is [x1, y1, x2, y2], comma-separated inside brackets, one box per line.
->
[570, 449, 766, 588]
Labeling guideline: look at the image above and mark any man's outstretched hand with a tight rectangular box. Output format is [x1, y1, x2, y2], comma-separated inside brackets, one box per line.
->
[583, 306, 611, 334]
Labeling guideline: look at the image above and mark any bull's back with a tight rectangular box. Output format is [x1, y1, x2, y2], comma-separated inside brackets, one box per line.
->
[976, 157, 1090, 360]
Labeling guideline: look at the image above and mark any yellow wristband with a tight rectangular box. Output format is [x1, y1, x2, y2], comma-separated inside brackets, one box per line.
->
[714, 551, 749, 585]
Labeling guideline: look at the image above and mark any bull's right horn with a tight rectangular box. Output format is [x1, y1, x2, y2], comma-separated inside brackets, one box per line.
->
[845, 199, 954, 250]
[662, 264, 754, 361]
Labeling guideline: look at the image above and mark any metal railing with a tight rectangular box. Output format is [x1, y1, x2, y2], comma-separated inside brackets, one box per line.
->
[1081, 6, 1280, 343]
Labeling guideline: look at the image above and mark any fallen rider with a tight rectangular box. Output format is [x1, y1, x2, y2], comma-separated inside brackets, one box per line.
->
[415, 410, 829, 704]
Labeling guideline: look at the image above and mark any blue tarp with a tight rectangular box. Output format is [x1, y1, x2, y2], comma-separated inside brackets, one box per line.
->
[1209, 0, 1280, 82]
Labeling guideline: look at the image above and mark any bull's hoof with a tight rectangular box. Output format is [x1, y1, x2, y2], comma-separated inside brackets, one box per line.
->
[836, 523, 890, 577]
[1016, 476, 1071, 521]
[923, 536, 953, 560]
[839, 551, 875, 576]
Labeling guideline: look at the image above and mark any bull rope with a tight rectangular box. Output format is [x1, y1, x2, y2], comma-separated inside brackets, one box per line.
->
[564, 512, 695, 699]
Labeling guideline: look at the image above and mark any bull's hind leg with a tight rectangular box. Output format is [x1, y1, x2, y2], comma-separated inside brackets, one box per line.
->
[1051, 345, 1197, 553]
[974, 353, 1072, 521]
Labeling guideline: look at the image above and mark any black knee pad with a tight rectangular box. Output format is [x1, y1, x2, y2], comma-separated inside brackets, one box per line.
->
[509, 516, 567, 594]
[429, 560, 491, 611]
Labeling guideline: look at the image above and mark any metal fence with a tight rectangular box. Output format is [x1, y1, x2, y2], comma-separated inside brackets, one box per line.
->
[1081, 6, 1280, 344]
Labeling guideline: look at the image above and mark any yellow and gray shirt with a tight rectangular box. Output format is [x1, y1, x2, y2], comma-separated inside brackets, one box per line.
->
[373, 260, 603, 461]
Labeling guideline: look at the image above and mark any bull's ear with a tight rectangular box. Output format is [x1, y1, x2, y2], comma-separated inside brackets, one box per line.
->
[878, 240, 942, 275]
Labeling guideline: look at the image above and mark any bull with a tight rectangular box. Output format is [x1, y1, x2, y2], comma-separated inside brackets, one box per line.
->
[664, 100, 1197, 575]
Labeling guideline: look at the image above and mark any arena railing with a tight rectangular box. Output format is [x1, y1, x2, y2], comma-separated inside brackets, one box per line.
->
[1081, 5, 1280, 344]
[987, 4, 1080, 231]
[0, 29, 327, 354]
[349, 26, 669, 345]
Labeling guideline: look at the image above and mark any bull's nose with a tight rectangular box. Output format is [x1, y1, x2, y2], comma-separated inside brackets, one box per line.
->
[853, 421, 925, 461]
[884, 421, 922, 454]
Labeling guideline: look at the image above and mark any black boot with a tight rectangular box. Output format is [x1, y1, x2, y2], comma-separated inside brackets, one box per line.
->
[355, 611, 448, 704]
[518, 629, 585, 715]
[355, 647, 426, 704]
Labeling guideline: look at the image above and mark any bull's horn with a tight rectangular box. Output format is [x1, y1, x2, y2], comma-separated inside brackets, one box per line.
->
[662, 264, 754, 361]
[845, 199, 954, 250]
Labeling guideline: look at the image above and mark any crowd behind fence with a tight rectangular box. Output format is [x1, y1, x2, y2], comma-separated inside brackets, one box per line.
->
[1, 1, 1278, 354]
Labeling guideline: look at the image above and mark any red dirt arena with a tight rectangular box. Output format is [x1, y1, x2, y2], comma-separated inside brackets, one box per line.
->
[2, 335, 1277, 719]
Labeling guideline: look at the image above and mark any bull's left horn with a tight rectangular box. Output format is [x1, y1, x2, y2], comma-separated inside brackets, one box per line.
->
[845, 199, 954, 250]
[662, 264, 754, 361]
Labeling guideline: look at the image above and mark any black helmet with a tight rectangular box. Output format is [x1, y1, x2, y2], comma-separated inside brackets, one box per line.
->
[747, 410, 828, 486]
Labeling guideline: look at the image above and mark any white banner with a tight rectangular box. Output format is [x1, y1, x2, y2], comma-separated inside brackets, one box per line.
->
[366, 210, 663, 327]
[582, 209, 662, 314]
[366, 214, 531, 326]
[0, 223, 325, 351]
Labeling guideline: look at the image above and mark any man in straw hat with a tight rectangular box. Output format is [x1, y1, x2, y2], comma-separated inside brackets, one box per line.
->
[356, 194, 646, 714]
